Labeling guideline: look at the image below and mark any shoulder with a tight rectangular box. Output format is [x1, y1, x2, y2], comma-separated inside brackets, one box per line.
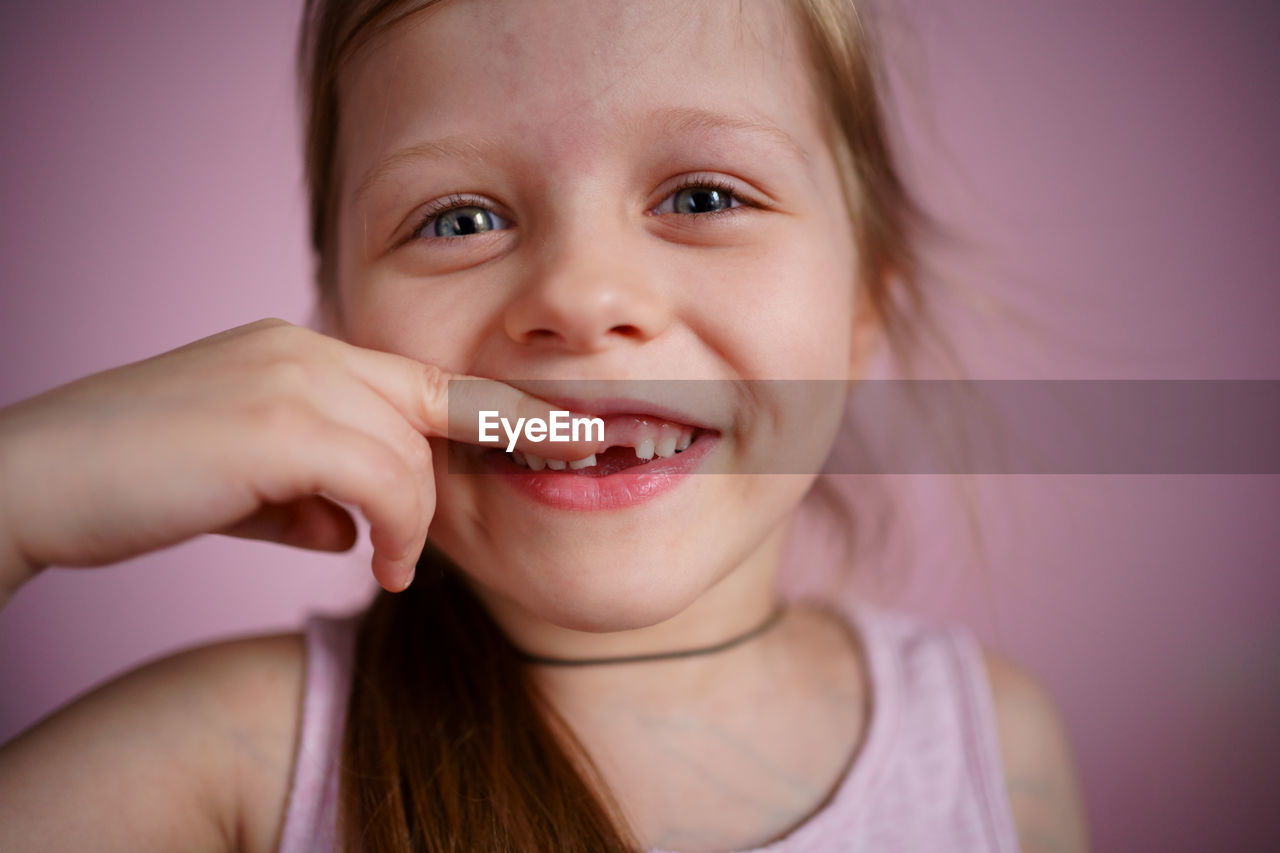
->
[981, 650, 1091, 853]
[0, 631, 306, 853]
[160, 632, 309, 853]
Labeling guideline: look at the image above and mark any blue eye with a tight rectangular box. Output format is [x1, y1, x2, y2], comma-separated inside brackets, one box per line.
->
[435, 206, 498, 237]
[668, 183, 739, 215]
[652, 178, 746, 217]
[411, 196, 511, 240]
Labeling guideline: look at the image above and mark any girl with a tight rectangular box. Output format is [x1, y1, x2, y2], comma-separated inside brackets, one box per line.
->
[0, 0, 1089, 850]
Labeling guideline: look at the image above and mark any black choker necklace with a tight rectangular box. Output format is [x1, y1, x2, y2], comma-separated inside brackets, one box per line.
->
[513, 604, 787, 667]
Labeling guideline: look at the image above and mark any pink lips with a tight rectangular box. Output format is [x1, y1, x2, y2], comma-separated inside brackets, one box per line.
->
[479, 429, 718, 511]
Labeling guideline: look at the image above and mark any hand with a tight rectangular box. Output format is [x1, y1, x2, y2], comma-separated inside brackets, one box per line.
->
[0, 318, 592, 602]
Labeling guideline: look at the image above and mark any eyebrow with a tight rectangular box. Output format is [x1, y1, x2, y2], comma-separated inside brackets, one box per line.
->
[353, 106, 811, 207]
[353, 134, 501, 208]
[643, 106, 813, 171]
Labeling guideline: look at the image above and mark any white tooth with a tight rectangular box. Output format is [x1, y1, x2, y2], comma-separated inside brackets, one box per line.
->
[568, 454, 597, 470]
[676, 429, 693, 451]
[525, 453, 547, 471]
[512, 450, 528, 466]
[634, 438, 655, 461]
[655, 435, 678, 458]
[546, 457, 567, 470]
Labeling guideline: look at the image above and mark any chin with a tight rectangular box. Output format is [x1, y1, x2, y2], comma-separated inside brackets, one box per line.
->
[470, 541, 722, 633]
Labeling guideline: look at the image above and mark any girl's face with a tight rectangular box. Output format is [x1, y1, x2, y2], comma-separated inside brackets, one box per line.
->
[332, 0, 871, 630]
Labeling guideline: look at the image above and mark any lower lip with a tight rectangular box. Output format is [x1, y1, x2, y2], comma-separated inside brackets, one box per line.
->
[478, 433, 718, 511]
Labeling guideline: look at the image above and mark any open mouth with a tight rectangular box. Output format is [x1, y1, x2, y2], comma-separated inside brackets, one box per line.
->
[504, 423, 709, 476]
[476, 409, 719, 510]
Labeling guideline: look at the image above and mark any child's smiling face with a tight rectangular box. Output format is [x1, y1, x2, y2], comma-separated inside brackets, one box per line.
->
[329, 0, 874, 630]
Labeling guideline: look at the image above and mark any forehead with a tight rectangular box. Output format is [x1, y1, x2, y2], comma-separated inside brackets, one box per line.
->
[336, 0, 826, 201]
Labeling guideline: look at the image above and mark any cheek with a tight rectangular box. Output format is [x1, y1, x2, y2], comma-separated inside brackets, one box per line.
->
[697, 237, 857, 380]
[336, 268, 493, 371]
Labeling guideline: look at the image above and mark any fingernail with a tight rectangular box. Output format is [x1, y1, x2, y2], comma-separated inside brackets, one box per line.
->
[399, 565, 416, 592]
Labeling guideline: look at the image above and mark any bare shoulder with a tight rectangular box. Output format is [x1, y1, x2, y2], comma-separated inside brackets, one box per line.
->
[0, 631, 306, 853]
[982, 650, 1091, 853]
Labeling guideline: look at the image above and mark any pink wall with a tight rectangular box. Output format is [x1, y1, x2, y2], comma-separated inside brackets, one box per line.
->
[1, 2, 1277, 850]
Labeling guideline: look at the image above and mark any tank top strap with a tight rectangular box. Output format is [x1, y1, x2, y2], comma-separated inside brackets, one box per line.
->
[837, 598, 1022, 852]
[277, 611, 360, 853]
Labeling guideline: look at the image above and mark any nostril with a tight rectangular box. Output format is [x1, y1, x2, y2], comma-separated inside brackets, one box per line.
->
[511, 323, 648, 350]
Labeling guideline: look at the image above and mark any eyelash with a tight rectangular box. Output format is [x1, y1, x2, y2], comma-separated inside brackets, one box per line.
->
[408, 177, 752, 241]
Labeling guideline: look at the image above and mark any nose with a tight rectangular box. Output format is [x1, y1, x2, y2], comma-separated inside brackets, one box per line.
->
[502, 230, 672, 353]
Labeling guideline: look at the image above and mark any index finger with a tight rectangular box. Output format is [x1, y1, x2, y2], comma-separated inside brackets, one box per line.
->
[338, 344, 602, 459]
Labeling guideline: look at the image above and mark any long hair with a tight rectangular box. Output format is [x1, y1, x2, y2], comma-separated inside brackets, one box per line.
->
[295, 1, 937, 848]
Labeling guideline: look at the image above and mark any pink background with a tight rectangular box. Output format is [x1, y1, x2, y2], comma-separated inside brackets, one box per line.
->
[1, 2, 1277, 850]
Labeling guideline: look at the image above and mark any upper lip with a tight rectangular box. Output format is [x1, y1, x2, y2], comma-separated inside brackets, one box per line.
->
[513, 391, 721, 433]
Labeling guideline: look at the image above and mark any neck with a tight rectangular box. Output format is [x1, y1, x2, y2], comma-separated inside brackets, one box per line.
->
[463, 518, 792, 697]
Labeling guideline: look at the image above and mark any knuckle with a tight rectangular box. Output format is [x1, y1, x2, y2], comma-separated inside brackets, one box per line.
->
[360, 443, 413, 495]
[417, 363, 449, 425]
[241, 317, 297, 348]
[259, 357, 314, 397]
[405, 436, 433, 473]
[363, 459, 421, 537]
[251, 319, 315, 357]
[247, 396, 309, 436]
[267, 325, 312, 356]
[398, 436, 435, 484]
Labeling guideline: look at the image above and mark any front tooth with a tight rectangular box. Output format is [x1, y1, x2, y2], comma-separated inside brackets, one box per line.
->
[546, 457, 567, 470]
[676, 429, 693, 451]
[568, 454, 597, 470]
[512, 450, 528, 466]
[655, 435, 678, 458]
[634, 438, 655, 461]
[525, 453, 547, 471]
